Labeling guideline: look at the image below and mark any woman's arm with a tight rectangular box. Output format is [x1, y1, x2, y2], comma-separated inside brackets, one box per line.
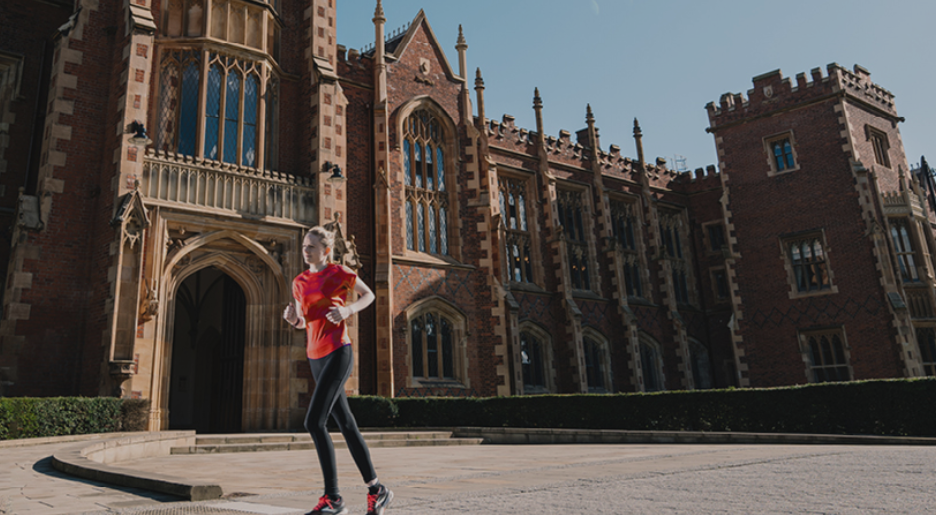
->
[283, 298, 306, 329]
[325, 277, 375, 324]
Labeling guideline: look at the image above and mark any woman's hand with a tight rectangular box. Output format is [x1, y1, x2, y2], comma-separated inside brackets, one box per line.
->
[283, 303, 300, 326]
[326, 306, 352, 324]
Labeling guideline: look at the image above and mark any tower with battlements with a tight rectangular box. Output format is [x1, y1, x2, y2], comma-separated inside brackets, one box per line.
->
[708, 63, 933, 387]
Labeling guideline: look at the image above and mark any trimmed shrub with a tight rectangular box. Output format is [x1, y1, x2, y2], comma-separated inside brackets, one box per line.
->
[347, 395, 398, 428]
[359, 378, 936, 437]
[0, 397, 150, 440]
[120, 399, 151, 432]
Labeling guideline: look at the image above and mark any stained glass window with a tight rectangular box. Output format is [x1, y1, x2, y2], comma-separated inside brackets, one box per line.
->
[404, 109, 449, 255]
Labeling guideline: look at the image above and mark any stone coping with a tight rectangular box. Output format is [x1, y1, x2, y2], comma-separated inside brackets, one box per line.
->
[450, 427, 936, 445]
[0, 431, 146, 449]
[50, 430, 223, 501]
[38, 427, 936, 503]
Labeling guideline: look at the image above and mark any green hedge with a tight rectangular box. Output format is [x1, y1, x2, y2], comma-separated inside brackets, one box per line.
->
[349, 378, 936, 437]
[0, 397, 150, 440]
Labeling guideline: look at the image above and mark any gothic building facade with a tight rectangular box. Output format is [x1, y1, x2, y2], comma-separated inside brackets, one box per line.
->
[0, 0, 932, 432]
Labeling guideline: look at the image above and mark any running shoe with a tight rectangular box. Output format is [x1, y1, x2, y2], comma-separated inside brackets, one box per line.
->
[306, 494, 348, 515]
[366, 484, 393, 515]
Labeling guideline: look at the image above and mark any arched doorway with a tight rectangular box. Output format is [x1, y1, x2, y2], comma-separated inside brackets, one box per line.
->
[168, 267, 246, 433]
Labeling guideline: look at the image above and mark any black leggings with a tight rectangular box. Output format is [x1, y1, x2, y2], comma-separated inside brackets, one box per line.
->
[305, 345, 377, 497]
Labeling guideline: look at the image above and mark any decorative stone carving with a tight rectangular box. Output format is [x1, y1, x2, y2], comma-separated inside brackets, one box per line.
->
[245, 255, 264, 275]
[323, 212, 363, 271]
[109, 359, 136, 397]
[138, 278, 158, 323]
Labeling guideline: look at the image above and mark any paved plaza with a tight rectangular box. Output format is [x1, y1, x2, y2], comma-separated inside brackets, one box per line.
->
[2, 434, 936, 514]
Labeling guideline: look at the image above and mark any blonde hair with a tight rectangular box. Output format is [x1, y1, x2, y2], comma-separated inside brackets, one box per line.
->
[306, 226, 336, 261]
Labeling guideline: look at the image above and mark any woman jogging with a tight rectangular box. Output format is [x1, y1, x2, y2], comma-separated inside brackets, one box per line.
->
[283, 226, 392, 515]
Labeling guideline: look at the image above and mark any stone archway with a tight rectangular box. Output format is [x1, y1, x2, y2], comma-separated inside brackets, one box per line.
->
[168, 267, 246, 433]
[143, 224, 298, 432]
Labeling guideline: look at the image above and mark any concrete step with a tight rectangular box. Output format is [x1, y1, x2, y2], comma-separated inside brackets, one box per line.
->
[171, 431, 481, 455]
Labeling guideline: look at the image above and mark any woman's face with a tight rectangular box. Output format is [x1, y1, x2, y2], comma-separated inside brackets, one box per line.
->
[302, 233, 330, 267]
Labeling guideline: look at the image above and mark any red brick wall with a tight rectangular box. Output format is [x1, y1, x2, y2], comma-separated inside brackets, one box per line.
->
[709, 67, 904, 386]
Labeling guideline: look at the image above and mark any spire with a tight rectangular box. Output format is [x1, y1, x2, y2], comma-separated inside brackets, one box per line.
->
[533, 88, 544, 139]
[456, 24, 468, 80]
[475, 68, 486, 128]
[586, 104, 594, 124]
[456, 24, 467, 50]
[633, 118, 645, 167]
[373, 0, 385, 23]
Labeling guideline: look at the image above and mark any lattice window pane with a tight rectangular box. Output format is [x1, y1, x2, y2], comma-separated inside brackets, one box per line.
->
[406, 201, 414, 250]
[437, 147, 445, 191]
[157, 58, 179, 152]
[223, 71, 241, 164]
[522, 243, 532, 282]
[403, 139, 411, 186]
[584, 338, 604, 392]
[918, 328, 936, 376]
[521, 332, 546, 391]
[439, 206, 448, 255]
[414, 142, 423, 189]
[518, 191, 527, 231]
[178, 60, 200, 155]
[411, 315, 423, 377]
[204, 64, 222, 160]
[425, 313, 437, 378]
[242, 74, 259, 167]
[428, 205, 437, 254]
[417, 203, 425, 252]
[425, 144, 434, 190]
[441, 316, 453, 379]
[640, 342, 663, 392]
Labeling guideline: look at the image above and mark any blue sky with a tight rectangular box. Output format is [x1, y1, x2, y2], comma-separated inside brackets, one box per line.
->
[339, 1, 935, 172]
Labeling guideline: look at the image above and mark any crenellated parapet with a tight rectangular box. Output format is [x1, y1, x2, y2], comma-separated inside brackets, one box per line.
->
[707, 64, 901, 130]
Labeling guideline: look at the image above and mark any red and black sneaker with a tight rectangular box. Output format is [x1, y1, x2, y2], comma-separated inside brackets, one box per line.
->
[306, 494, 348, 515]
[366, 484, 393, 515]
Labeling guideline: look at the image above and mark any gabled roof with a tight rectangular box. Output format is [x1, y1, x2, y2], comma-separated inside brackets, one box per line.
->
[367, 10, 463, 83]
[111, 189, 150, 228]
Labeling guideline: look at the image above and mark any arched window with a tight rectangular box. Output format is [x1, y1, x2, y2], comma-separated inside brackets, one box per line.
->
[582, 330, 612, 393]
[557, 188, 592, 291]
[406, 298, 467, 385]
[156, 50, 201, 155]
[499, 176, 534, 284]
[689, 339, 713, 389]
[156, 49, 278, 169]
[639, 333, 665, 392]
[890, 219, 919, 283]
[404, 109, 449, 256]
[661, 211, 692, 305]
[610, 199, 643, 298]
[519, 325, 553, 394]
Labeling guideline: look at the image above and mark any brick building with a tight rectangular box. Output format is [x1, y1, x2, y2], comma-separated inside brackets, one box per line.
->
[0, 0, 932, 432]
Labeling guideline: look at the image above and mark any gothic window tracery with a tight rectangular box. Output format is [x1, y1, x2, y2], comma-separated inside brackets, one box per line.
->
[661, 211, 691, 305]
[583, 334, 611, 393]
[156, 50, 279, 170]
[639, 333, 665, 392]
[890, 219, 919, 283]
[404, 109, 448, 256]
[557, 189, 591, 291]
[406, 299, 467, 385]
[800, 329, 851, 383]
[610, 199, 642, 298]
[787, 237, 831, 292]
[499, 177, 534, 284]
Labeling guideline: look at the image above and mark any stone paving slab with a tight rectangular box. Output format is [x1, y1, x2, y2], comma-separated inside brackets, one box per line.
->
[4, 435, 936, 514]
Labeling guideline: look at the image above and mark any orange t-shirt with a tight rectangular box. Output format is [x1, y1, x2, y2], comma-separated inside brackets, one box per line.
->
[292, 264, 357, 359]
